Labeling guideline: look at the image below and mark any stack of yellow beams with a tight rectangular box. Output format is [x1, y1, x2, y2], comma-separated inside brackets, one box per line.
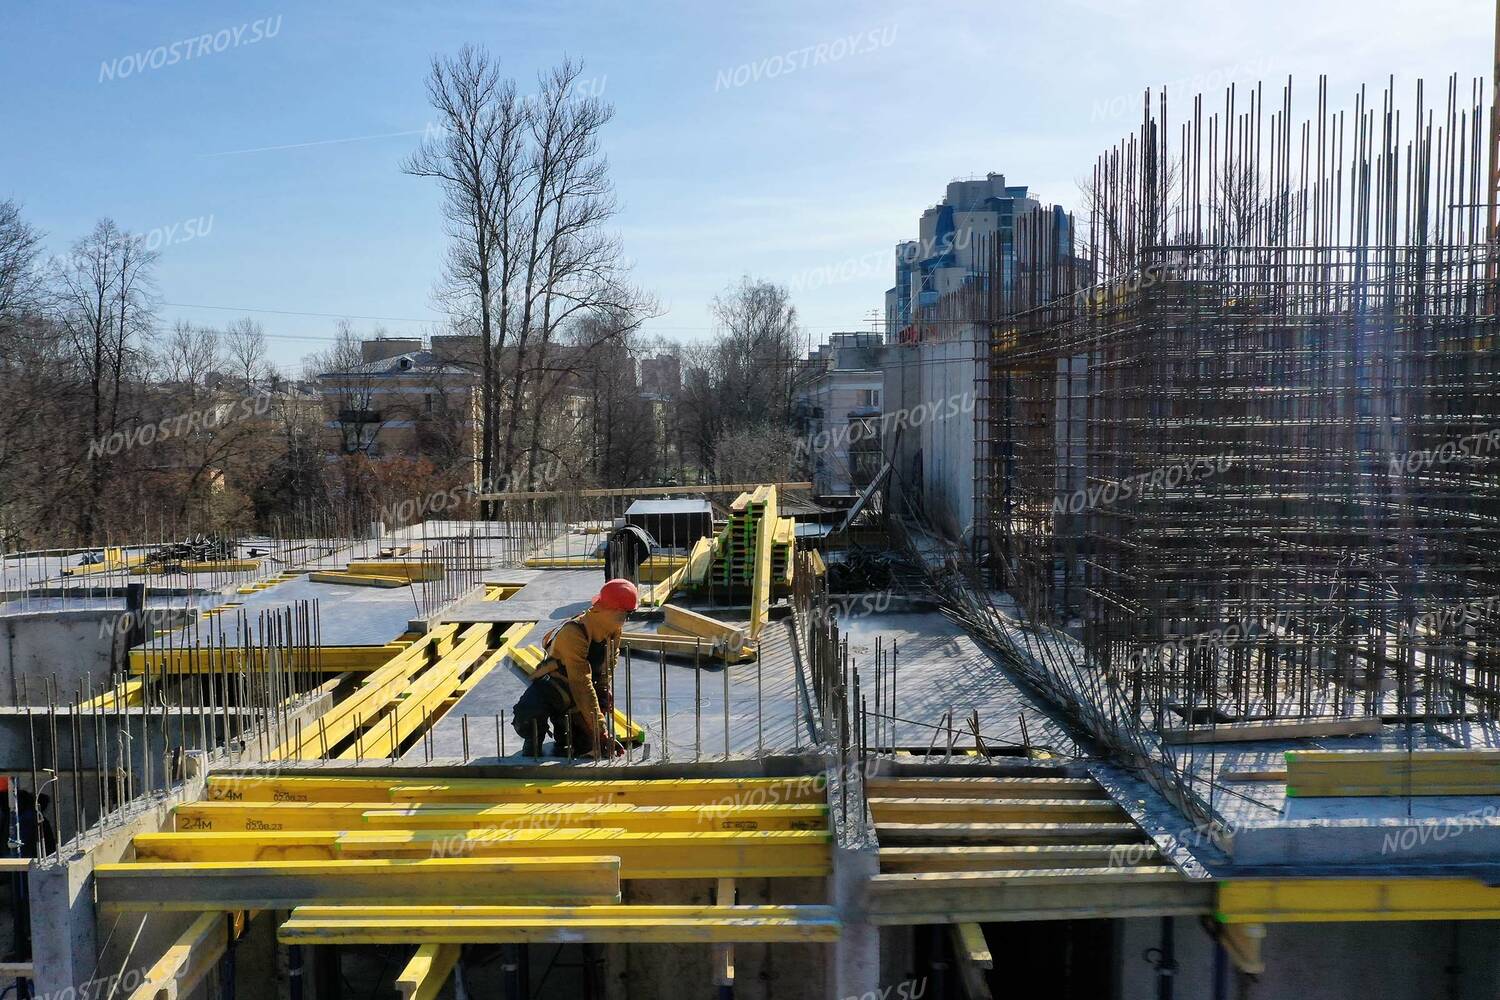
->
[236, 569, 301, 594]
[116, 774, 839, 959]
[346, 560, 446, 582]
[141, 774, 832, 879]
[63, 546, 145, 576]
[271, 621, 534, 761]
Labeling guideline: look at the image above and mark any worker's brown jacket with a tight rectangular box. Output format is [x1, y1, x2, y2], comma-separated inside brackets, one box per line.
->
[533, 607, 620, 738]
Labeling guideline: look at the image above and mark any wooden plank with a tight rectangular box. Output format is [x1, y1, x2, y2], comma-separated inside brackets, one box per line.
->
[172, 799, 827, 833]
[135, 828, 832, 878]
[1159, 716, 1382, 745]
[279, 904, 840, 945]
[865, 776, 1108, 800]
[96, 857, 621, 911]
[361, 802, 829, 835]
[866, 869, 1212, 925]
[875, 822, 1144, 846]
[309, 572, 410, 588]
[396, 943, 460, 1000]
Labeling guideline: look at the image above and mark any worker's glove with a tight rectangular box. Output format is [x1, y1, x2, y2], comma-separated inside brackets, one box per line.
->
[596, 734, 627, 758]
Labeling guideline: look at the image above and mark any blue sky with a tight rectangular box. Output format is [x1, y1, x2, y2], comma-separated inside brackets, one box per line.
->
[0, 0, 1488, 370]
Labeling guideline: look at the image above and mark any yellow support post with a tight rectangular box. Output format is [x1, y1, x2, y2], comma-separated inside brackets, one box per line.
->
[396, 943, 461, 1000]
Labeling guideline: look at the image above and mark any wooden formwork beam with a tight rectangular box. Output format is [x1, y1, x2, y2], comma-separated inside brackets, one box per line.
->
[96, 857, 621, 912]
[279, 904, 841, 945]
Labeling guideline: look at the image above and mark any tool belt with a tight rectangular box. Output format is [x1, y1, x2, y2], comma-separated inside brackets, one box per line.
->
[531, 665, 575, 713]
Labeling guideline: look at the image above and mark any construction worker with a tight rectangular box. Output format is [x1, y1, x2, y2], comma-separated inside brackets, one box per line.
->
[512, 578, 637, 758]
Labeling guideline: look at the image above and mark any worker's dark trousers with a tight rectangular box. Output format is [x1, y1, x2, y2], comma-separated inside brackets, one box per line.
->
[512, 675, 591, 756]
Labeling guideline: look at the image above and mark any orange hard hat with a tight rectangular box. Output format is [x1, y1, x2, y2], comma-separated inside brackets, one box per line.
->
[595, 578, 639, 612]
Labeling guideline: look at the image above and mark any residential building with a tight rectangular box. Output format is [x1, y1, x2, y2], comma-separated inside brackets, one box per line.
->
[884, 172, 1041, 343]
[315, 346, 480, 468]
[794, 332, 885, 497]
[878, 174, 1073, 551]
[640, 353, 681, 397]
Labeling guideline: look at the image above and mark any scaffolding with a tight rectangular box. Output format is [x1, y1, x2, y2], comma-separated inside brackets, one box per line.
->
[948, 76, 1500, 813]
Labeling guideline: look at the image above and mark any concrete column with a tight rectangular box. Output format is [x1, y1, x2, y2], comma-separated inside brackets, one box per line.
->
[827, 841, 880, 1000]
[27, 859, 97, 997]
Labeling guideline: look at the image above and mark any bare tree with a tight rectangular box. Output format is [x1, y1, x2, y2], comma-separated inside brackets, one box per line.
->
[405, 45, 525, 516]
[308, 319, 389, 456]
[0, 199, 44, 327]
[159, 320, 223, 387]
[223, 316, 271, 386]
[53, 219, 158, 539]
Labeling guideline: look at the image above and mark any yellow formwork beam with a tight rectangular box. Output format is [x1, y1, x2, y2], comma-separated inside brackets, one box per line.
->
[270, 624, 464, 759]
[171, 800, 828, 834]
[133, 826, 827, 879]
[684, 536, 716, 586]
[135, 830, 343, 862]
[125, 910, 236, 1000]
[1217, 877, 1500, 923]
[79, 678, 144, 710]
[204, 773, 827, 806]
[96, 856, 622, 912]
[343, 623, 529, 760]
[336, 828, 832, 878]
[662, 604, 751, 654]
[279, 904, 841, 945]
[637, 555, 689, 584]
[363, 801, 828, 834]
[347, 560, 445, 582]
[749, 484, 776, 640]
[1285, 749, 1500, 797]
[309, 572, 410, 588]
[523, 556, 604, 569]
[953, 922, 992, 968]
[397, 943, 460, 1000]
[129, 644, 402, 675]
[619, 631, 752, 664]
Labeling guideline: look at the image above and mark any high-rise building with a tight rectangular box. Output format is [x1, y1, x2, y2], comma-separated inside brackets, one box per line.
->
[884, 172, 1041, 342]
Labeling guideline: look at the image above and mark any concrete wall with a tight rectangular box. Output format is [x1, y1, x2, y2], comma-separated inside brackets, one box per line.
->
[0, 606, 194, 705]
[882, 336, 977, 544]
